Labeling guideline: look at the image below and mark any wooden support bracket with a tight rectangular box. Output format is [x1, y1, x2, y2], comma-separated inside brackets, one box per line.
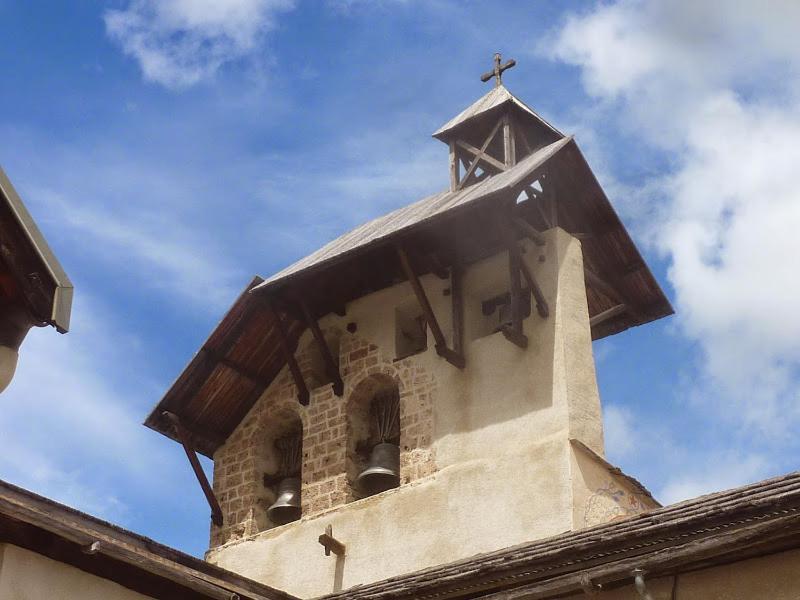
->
[590, 303, 628, 328]
[162, 411, 223, 527]
[519, 257, 549, 319]
[299, 298, 344, 396]
[319, 524, 346, 557]
[499, 212, 528, 349]
[396, 245, 465, 369]
[270, 302, 310, 406]
[513, 216, 546, 246]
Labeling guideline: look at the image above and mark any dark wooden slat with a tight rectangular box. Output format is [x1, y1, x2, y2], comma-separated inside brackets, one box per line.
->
[396, 245, 465, 369]
[299, 297, 344, 396]
[270, 303, 310, 406]
[503, 113, 516, 167]
[162, 412, 223, 527]
[456, 118, 505, 190]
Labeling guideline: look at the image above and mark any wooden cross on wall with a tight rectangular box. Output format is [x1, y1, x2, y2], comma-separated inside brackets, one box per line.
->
[481, 53, 516, 87]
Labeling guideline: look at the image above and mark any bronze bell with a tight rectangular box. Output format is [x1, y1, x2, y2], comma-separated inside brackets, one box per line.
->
[267, 476, 301, 525]
[356, 442, 400, 495]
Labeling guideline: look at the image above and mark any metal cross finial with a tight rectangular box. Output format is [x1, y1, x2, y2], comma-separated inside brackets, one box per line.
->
[481, 53, 516, 87]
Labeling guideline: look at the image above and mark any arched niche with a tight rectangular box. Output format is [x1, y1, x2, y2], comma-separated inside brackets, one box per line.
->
[346, 372, 402, 499]
[255, 407, 304, 530]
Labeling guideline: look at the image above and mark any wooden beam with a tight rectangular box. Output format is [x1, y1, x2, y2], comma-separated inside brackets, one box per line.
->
[396, 245, 465, 369]
[451, 257, 464, 360]
[500, 213, 528, 349]
[270, 302, 310, 406]
[299, 298, 344, 397]
[456, 138, 507, 172]
[162, 411, 223, 527]
[456, 118, 504, 190]
[590, 304, 628, 328]
[519, 257, 549, 319]
[513, 217, 546, 246]
[449, 140, 459, 192]
[319, 525, 346, 557]
[503, 113, 516, 167]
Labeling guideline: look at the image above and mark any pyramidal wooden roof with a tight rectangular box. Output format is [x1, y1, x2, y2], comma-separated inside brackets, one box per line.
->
[432, 84, 562, 141]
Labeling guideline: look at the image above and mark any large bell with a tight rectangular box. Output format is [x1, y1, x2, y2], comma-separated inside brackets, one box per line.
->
[356, 442, 400, 495]
[267, 476, 301, 525]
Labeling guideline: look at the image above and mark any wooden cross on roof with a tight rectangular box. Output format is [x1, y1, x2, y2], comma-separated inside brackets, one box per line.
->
[481, 53, 516, 87]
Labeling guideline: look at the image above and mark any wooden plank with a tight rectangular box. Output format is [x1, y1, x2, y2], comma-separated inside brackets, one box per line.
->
[519, 257, 549, 319]
[589, 304, 627, 328]
[503, 113, 516, 167]
[396, 244, 465, 369]
[270, 302, 310, 406]
[162, 412, 223, 527]
[513, 217, 546, 246]
[299, 298, 344, 396]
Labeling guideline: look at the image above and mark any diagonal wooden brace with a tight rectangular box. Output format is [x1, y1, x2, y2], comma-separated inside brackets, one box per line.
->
[299, 297, 344, 396]
[162, 411, 223, 527]
[270, 302, 310, 406]
[396, 244, 465, 369]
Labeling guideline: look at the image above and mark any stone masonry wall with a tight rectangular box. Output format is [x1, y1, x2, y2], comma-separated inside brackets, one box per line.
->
[210, 328, 437, 548]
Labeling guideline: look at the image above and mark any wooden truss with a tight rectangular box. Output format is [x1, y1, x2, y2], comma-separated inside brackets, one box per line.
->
[450, 114, 519, 192]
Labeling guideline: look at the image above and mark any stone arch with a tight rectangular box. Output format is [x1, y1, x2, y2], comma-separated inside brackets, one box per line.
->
[253, 402, 305, 531]
[345, 372, 403, 500]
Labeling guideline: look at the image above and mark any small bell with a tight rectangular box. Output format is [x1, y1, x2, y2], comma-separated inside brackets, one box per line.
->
[356, 442, 400, 495]
[267, 476, 301, 525]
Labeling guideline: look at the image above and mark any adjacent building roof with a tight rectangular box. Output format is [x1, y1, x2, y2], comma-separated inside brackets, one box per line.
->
[321, 471, 800, 600]
[0, 165, 73, 332]
[0, 478, 295, 600]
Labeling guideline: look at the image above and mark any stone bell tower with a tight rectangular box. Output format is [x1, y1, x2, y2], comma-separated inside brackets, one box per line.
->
[145, 56, 673, 599]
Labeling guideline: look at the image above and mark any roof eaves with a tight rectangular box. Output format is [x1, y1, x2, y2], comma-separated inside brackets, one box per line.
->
[0, 165, 73, 332]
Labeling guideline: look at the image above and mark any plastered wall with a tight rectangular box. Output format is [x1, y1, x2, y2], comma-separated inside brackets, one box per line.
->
[0, 544, 154, 600]
[207, 228, 646, 598]
[564, 547, 800, 599]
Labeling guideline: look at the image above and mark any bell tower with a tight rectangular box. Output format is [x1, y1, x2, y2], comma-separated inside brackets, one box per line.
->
[146, 56, 673, 599]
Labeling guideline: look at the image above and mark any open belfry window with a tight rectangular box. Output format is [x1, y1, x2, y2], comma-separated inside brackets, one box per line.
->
[264, 422, 303, 526]
[395, 299, 427, 360]
[304, 330, 342, 390]
[356, 386, 401, 496]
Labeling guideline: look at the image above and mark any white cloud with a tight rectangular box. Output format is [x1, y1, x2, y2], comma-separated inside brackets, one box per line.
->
[545, 0, 800, 439]
[603, 404, 636, 459]
[105, 0, 295, 89]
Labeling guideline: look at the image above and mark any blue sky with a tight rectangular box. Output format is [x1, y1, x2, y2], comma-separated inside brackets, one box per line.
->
[2, 0, 799, 558]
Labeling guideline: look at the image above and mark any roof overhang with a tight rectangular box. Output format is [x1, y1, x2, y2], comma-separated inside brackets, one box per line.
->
[0, 166, 73, 332]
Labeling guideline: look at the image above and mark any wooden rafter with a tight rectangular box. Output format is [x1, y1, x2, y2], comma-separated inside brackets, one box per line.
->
[499, 212, 528, 349]
[584, 266, 624, 306]
[519, 256, 549, 319]
[162, 411, 223, 527]
[270, 302, 310, 406]
[503, 113, 516, 168]
[396, 244, 465, 369]
[299, 297, 344, 397]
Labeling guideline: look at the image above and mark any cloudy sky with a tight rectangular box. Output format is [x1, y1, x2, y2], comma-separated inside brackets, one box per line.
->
[2, 0, 799, 557]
